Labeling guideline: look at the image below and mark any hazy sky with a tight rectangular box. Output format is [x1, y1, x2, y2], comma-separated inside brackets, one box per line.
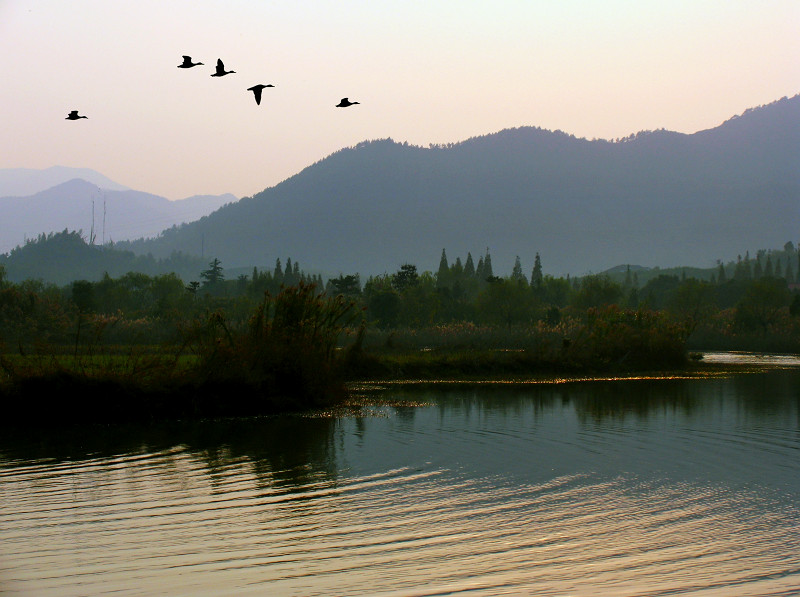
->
[2, 0, 798, 200]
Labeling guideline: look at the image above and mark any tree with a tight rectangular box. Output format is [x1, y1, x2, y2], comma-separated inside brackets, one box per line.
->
[392, 263, 419, 292]
[363, 275, 400, 327]
[464, 252, 475, 277]
[71, 280, 95, 313]
[511, 256, 526, 285]
[666, 279, 715, 337]
[476, 278, 535, 326]
[482, 249, 493, 279]
[475, 256, 485, 280]
[764, 255, 774, 277]
[735, 278, 791, 332]
[328, 274, 361, 297]
[530, 253, 543, 289]
[436, 249, 450, 289]
[200, 258, 224, 289]
[572, 275, 623, 310]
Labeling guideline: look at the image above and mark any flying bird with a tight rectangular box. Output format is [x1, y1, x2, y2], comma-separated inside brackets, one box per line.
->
[211, 59, 235, 77]
[336, 97, 360, 107]
[247, 84, 275, 105]
[178, 55, 203, 68]
[66, 110, 87, 120]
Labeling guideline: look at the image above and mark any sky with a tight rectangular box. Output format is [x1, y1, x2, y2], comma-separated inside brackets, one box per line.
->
[1, 0, 798, 200]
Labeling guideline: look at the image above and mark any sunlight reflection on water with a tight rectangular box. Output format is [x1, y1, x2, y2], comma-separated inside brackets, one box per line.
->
[699, 351, 800, 367]
[1, 368, 799, 596]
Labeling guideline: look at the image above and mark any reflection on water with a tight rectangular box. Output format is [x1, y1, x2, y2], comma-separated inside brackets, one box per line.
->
[700, 350, 800, 367]
[1, 369, 799, 596]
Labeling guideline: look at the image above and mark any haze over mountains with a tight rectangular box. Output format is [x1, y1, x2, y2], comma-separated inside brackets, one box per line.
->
[0, 169, 236, 254]
[118, 95, 798, 278]
[0, 166, 131, 196]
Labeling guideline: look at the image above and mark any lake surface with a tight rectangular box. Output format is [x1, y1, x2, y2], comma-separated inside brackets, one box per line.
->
[1, 363, 799, 596]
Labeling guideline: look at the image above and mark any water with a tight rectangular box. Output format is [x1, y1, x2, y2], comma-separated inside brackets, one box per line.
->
[1, 365, 799, 596]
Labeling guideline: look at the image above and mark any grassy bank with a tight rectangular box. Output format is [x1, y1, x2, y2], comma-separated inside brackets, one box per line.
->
[0, 303, 720, 424]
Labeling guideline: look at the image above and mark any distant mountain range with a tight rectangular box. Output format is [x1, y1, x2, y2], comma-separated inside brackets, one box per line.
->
[0, 171, 237, 254]
[0, 166, 131, 196]
[118, 95, 799, 278]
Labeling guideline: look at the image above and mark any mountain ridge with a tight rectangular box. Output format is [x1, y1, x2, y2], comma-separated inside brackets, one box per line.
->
[32, 95, 800, 277]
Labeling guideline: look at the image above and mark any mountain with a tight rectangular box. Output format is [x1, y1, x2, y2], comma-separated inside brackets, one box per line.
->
[124, 95, 799, 277]
[0, 179, 237, 254]
[0, 166, 130, 196]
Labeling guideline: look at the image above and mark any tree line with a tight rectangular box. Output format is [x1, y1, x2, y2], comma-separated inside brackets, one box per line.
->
[2, 239, 799, 354]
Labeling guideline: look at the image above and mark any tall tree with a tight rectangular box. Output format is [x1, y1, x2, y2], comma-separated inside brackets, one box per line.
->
[511, 256, 526, 284]
[483, 248, 493, 279]
[436, 249, 449, 288]
[530, 253, 543, 289]
[200, 258, 224, 289]
[464, 252, 475, 277]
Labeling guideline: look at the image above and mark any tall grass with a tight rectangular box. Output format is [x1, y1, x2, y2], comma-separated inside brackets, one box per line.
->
[1, 282, 361, 423]
[187, 282, 361, 409]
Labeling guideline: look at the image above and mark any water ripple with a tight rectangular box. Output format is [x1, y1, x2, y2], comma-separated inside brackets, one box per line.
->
[1, 371, 799, 596]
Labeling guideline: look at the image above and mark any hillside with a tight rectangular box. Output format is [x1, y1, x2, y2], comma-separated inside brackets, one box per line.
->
[118, 95, 799, 277]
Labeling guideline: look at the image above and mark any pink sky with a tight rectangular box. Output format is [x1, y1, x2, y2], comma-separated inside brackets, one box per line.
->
[1, 0, 798, 199]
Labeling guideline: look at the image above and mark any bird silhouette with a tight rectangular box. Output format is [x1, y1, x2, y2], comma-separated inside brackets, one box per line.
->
[66, 110, 87, 120]
[336, 97, 360, 107]
[247, 84, 275, 105]
[211, 59, 235, 77]
[178, 55, 203, 68]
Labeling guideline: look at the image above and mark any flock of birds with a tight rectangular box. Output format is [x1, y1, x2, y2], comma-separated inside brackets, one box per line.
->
[66, 55, 360, 119]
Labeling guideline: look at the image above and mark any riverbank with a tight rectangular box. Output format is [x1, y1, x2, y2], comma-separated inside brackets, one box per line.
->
[4, 348, 791, 426]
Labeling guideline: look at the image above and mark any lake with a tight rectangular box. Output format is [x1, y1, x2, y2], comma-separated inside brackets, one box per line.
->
[1, 357, 799, 596]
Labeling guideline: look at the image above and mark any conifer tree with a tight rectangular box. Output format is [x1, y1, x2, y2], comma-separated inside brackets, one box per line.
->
[764, 254, 773, 277]
[273, 258, 283, 283]
[511, 256, 525, 283]
[464, 252, 475, 277]
[483, 248, 493, 279]
[200, 258, 224, 290]
[530, 253, 543, 289]
[451, 257, 464, 279]
[437, 248, 449, 288]
[475, 256, 485, 280]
